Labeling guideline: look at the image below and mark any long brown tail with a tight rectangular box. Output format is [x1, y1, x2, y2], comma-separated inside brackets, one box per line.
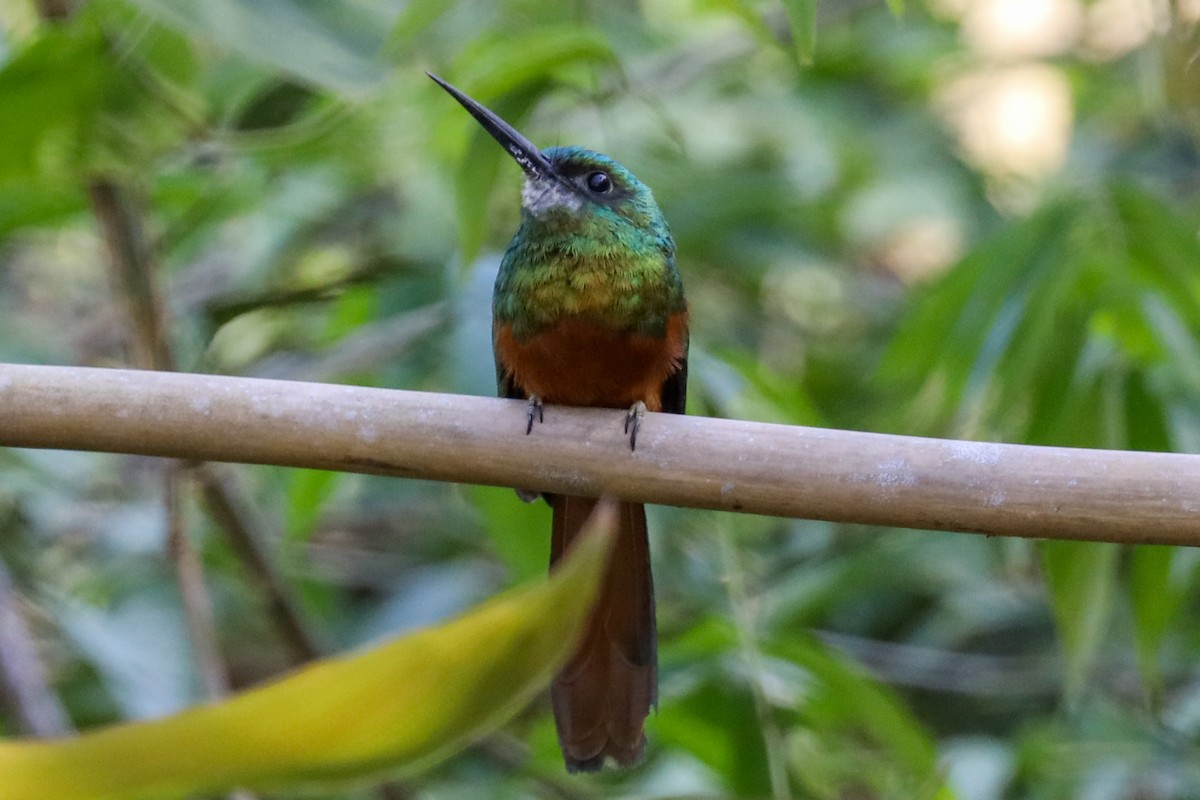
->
[549, 495, 656, 772]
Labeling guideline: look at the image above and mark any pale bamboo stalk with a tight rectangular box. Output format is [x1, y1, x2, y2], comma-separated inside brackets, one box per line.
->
[1, 363, 1198, 546]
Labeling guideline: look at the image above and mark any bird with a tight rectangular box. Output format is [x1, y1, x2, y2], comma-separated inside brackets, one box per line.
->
[429, 73, 688, 772]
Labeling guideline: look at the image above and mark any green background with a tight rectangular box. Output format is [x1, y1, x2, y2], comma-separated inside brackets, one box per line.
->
[2, 0, 1200, 797]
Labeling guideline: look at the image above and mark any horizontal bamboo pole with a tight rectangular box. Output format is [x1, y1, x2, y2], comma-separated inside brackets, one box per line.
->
[1, 363, 1198, 545]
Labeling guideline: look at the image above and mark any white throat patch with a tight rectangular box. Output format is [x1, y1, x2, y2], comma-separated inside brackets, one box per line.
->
[521, 176, 582, 217]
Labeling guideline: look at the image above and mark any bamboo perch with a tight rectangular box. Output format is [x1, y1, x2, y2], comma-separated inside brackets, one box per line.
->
[0, 363, 1197, 546]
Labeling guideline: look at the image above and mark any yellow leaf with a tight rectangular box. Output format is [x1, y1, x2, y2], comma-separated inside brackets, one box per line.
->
[0, 503, 616, 799]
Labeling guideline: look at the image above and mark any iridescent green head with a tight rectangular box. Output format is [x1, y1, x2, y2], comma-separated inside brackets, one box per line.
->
[428, 73, 671, 245]
[429, 73, 682, 336]
[522, 145, 670, 240]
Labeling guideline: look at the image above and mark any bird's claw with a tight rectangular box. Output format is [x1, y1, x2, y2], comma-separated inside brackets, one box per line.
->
[624, 401, 647, 451]
[525, 396, 544, 435]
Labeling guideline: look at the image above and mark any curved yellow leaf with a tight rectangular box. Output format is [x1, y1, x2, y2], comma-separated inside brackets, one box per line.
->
[0, 503, 616, 800]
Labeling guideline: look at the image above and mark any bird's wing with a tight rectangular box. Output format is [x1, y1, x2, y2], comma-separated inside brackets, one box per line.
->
[659, 333, 688, 415]
[496, 349, 526, 401]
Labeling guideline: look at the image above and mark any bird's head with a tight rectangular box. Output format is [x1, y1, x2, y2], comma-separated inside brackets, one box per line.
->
[429, 73, 668, 244]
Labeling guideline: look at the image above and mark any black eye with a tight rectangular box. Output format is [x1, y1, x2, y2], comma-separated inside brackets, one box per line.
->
[586, 171, 612, 193]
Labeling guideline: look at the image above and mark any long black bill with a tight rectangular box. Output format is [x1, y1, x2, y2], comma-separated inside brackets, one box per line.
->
[428, 72, 559, 182]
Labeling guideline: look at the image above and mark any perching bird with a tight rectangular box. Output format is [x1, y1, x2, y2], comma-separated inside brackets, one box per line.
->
[429, 73, 688, 772]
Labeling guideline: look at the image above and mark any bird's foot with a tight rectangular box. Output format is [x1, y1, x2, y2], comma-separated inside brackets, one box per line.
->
[525, 395, 544, 435]
[624, 401, 647, 451]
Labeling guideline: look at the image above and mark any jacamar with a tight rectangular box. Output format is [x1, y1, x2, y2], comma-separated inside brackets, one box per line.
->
[430, 74, 688, 772]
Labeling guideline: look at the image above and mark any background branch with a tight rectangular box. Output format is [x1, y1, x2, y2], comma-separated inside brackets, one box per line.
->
[87, 180, 175, 373]
[191, 465, 322, 663]
[0, 558, 72, 738]
[165, 462, 231, 700]
[2, 363, 1198, 546]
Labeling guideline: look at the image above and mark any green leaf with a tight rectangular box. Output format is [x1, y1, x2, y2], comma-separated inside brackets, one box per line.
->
[781, 637, 938, 775]
[0, 181, 84, 235]
[770, 635, 948, 797]
[0, 508, 616, 798]
[711, 348, 824, 426]
[700, 0, 777, 49]
[884, 0, 904, 15]
[1111, 185, 1200, 324]
[878, 201, 1077, 434]
[389, 0, 457, 48]
[1129, 545, 1185, 707]
[122, 0, 405, 95]
[1040, 540, 1119, 706]
[656, 676, 774, 796]
[450, 25, 614, 99]
[284, 468, 342, 542]
[0, 14, 122, 184]
[0, 6, 194, 186]
[471, 485, 551, 583]
[780, 0, 817, 65]
[1143, 293, 1200, 396]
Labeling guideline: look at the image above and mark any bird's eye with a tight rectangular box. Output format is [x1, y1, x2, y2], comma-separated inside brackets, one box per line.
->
[586, 171, 612, 194]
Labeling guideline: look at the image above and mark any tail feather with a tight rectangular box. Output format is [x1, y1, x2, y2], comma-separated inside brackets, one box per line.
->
[550, 495, 656, 772]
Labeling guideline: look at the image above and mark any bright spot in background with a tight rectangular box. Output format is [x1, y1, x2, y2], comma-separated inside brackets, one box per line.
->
[929, 0, 1081, 187]
[937, 0, 1198, 61]
[928, 0, 1200, 190]
[936, 65, 1074, 180]
[1082, 0, 1165, 60]
[961, 0, 1082, 59]
[876, 218, 965, 284]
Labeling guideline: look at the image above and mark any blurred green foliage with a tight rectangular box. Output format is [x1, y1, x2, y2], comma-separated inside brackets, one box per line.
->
[2, 0, 1200, 798]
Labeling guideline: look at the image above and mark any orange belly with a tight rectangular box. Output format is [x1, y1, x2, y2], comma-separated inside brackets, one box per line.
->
[495, 312, 688, 411]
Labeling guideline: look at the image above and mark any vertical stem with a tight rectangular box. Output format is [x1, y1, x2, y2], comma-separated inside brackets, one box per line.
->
[165, 463, 230, 699]
[166, 485, 258, 800]
[0, 558, 72, 738]
[193, 465, 322, 662]
[87, 179, 174, 372]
